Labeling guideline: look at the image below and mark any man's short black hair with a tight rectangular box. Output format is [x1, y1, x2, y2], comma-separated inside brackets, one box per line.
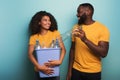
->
[78, 3, 94, 15]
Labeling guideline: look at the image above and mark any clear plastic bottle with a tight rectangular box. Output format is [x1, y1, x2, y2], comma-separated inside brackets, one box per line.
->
[49, 39, 55, 48]
[54, 38, 60, 48]
[60, 29, 72, 41]
[71, 25, 82, 36]
[35, 39, 41, 50]
[60, 25, 82, 41]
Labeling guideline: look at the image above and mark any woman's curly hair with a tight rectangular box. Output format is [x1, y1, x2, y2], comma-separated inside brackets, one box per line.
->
[29, 11, 58, 35]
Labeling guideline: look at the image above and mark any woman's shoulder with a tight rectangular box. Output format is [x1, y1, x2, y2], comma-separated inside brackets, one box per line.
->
[49, 30, 60, 38]
[30, 34, 39, 38]
[49, 30, 60, 34]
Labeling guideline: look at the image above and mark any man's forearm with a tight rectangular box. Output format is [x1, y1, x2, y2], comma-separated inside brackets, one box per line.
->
[83, 38, 109, 58]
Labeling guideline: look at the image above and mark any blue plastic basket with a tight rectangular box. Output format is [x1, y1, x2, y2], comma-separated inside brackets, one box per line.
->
[36, 48, 60, 78]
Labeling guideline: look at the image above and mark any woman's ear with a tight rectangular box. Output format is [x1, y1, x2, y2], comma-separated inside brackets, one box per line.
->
[38, 22, 41, 25]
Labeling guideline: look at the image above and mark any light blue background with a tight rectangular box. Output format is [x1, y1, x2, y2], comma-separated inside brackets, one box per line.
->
[0, 0, 120, 80]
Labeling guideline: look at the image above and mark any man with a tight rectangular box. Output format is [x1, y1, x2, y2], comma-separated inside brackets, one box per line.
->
[67, 3, 110, 80]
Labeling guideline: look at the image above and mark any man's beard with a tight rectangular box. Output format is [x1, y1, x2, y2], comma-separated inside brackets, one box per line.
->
[78, 13, 87, 25]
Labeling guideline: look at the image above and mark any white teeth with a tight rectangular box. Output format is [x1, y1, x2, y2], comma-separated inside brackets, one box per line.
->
[78, 17, 80, 20]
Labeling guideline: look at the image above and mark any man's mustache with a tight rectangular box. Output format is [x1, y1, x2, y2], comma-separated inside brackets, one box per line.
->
[78, 14, 86, 25]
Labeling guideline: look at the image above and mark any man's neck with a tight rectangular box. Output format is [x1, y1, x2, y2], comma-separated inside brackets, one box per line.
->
[84, 18, 95, 25]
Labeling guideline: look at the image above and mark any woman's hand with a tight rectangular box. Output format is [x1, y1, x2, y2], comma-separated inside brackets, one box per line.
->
[36, 65, 54, 75]
[44, 60, 61, 67]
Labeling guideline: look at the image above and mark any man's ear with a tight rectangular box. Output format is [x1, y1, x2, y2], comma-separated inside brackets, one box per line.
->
[86, 9, 91, 16]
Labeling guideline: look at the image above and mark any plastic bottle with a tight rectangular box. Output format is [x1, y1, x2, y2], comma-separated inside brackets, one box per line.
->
[60, 29, 72, 41]
[54, 38, 60, 48]
[35, 39, 41, 50]
[50, 39, 55, 48]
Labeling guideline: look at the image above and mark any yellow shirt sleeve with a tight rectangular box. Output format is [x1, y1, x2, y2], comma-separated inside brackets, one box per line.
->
[29, 35, 37, 46]
[55, 30, 61, 38]
[99, 27, 110, 42]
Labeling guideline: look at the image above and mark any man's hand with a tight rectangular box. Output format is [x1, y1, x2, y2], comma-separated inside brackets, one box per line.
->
[72, 28, 87, 42]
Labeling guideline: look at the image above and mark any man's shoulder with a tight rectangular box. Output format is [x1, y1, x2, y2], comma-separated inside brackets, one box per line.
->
[95, 21, 110, 33]
[95, 21, 106, 27]
[95, 21, 108, 29]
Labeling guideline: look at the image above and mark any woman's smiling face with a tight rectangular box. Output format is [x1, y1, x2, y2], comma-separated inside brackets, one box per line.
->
[39, 15, 51, 30]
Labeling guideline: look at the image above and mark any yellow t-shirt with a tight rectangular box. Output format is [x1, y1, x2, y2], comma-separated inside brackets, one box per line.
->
[72, 21, 110, 73]
[29, 30, 61, 71]
[29, 30, 60, 48]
